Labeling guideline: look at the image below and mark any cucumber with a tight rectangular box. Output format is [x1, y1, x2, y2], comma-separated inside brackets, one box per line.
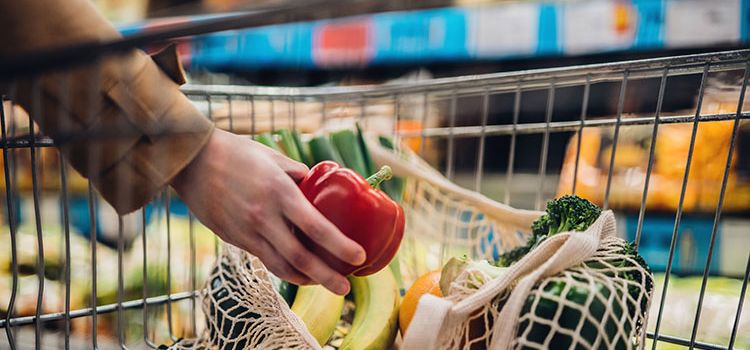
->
[309, 136, 345, 165]
[330, 129, 368, 176]
[274, 129, 303, 162]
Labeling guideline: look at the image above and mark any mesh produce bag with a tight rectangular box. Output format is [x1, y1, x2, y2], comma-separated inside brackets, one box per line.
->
[171, 136, 651, 350]
[368, 139, 653, 350]
[167, 135, 543, 350]
[366, 136, 543, 286]
[401, 211, 653, 350]
[169, 245, 321, 350]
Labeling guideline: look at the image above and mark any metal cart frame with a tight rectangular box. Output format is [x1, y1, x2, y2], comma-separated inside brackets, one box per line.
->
[0, 3, 748, 349]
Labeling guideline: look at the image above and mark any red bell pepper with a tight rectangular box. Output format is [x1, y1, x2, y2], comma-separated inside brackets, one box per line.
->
[296, 161, 405, 276]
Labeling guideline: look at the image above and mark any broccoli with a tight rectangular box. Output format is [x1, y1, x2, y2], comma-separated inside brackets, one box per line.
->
[496, 195, 602, 268]
[439, 196, 651, 349]
[542, 194, 602, 235]
[490, 196, 651, 348]
[439, 195, 652, 349]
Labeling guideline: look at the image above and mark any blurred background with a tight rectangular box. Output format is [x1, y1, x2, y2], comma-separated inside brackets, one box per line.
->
[1, 0, 749, 349]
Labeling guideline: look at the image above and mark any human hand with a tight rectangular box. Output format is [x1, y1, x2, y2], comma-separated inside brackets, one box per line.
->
[171, 129, 366, 295]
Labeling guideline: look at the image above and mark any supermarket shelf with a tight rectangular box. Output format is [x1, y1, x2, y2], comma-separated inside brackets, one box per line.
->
[122, 0, 750, 71]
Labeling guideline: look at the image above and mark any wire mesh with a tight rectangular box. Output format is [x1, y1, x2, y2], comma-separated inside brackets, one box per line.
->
[180, 49, 750, 350]
[0, 40, 749, 350]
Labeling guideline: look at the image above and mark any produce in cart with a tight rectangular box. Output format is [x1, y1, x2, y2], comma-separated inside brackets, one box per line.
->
[169, 126, 405, 350]
[399, 269, 442, 336]
[403, 196, 654, 350]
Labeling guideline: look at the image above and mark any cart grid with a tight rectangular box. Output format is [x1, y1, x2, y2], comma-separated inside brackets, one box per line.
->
[0, 20, 748, 350]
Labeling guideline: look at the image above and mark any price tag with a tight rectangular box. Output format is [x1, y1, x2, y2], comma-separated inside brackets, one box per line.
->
[665, 0, 740, 47]
[467, 3, 539, 57]
[562, 1, 636, 55]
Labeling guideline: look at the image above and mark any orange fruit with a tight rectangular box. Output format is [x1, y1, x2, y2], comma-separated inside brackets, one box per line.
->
[399, 270, 443, 336]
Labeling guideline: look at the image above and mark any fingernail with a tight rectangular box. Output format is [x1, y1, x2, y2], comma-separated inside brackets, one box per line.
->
[337, 280, 350, 295]
[354, 250, 367, 265]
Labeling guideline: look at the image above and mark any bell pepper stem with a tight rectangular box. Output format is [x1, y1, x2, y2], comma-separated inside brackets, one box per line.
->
[366, 165, 393, 188]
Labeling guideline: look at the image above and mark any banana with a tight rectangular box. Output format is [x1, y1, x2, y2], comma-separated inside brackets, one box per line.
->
[340, 267, 401, 350]
[291, 285, 345, 346]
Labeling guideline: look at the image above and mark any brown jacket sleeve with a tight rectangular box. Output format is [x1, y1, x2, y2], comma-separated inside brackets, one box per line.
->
[0, 0, 214, 214]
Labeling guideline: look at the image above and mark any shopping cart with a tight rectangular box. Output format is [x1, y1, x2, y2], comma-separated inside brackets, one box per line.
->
[1, 3, 749, 349]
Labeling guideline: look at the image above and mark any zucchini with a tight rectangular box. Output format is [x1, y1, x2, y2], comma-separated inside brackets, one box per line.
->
[309, 136, 345, 165]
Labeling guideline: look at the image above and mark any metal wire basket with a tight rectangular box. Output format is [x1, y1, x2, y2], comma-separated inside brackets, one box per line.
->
[0, 5, 749, 349]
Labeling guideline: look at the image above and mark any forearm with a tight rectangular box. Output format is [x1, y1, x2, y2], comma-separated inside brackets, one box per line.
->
[0, 0, 214, 214]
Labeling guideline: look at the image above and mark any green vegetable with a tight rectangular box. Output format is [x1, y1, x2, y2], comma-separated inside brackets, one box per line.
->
[517, 240, 652, 349]
[440, 256, 507, 295]
[496, 195, 602, 267]
[330, 129, 368, 176]
[440, 196, 652, 349]
[388, 254, 405, 295]
[292, 130, 314, 166]
[584, 241, 653, 317]
[355, 123, 375, 175]
[269, 273, 298, 306]
[309, 136, 345, 165]
[377, 136, 397, 152]
[487, 195, 649, 348]
[377, 136, 405, 202]
[255, 133, 281, 151]
[274, 129, 303, 162]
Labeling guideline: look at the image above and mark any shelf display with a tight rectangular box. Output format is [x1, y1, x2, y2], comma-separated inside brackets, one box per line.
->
[122, 0, 749, 71]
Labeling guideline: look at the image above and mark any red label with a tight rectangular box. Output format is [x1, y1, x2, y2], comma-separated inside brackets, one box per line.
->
[313, 19, 373, 67]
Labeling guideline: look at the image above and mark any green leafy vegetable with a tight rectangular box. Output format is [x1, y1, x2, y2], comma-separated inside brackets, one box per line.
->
[496, 195, 602, 268]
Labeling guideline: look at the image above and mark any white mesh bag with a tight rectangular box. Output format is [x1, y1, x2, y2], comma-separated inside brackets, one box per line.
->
[169, 245, 321, 350]
[169, 136, 652, 350]
[366, 136, 543, 286]
[367, 139, 654, 350]
[166, 134, 542, 350]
